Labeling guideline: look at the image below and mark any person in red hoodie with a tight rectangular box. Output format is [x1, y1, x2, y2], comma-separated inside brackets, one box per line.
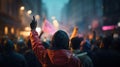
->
[30, 16, 82, 67]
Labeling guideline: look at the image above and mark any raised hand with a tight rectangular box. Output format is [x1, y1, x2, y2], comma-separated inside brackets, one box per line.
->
[30, 16, 37, 30]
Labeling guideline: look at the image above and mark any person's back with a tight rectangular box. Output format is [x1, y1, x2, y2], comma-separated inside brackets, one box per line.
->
[73, 50, 93, 67]
[0, 39, 27, 67]
[71, 37, 93, 67]
[30, 17, 82, 67]
[30, 30, 81, 67]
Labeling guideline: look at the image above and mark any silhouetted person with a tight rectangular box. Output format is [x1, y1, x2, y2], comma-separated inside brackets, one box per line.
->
[111, 37, 120, 52]
[0, 39, 27, 67]
[29, 16, 82, 67]
[16, 40, 27, 54]
[92, 36, 120, 67]
[24, 39, 42, 67]
[71, 37, 93, 67]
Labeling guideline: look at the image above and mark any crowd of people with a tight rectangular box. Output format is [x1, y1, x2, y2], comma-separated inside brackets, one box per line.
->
[0, 17, 120, 67]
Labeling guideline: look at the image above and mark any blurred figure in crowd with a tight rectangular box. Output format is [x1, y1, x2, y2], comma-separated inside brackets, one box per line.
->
[111, 33, 120, 52]
[29, 16, 82, 67]
[24, 39, 42, 67]
[0, 38, 27, 67]
[92, 36, 120, 67]
[16, 40, 27, 54]
[71, 37, 93, 67]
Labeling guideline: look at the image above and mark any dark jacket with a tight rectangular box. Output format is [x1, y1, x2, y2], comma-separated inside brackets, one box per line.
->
[92, 49, 120, 67]
[24, 49, 42, 67]
[0, 51, 27, 67]
[30, 30, 81, 67]
[0, 39, 27, 67]
[73, 50, 93, 67]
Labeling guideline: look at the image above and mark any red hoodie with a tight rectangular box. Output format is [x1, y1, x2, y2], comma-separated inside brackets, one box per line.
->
[30, 30, 82, 67]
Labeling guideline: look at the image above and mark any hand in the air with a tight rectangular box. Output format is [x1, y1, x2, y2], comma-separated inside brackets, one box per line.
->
[30, 16, 37, 30]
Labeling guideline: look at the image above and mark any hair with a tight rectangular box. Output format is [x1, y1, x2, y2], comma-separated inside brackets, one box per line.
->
[51, 30, 69, 50]
[71, 37, 84, 50]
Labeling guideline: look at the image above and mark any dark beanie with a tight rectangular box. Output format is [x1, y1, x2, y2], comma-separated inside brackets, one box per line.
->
[71, 37, 84, 49]
[51, 30, 69, 49]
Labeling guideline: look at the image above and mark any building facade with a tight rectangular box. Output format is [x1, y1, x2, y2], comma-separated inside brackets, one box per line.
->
[103, 0, 120, 25]
[61, 0, 103, 32]
[0, 0, 23, 36]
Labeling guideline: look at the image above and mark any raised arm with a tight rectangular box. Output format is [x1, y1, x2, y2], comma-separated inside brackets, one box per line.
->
[30, 16, 46, 63]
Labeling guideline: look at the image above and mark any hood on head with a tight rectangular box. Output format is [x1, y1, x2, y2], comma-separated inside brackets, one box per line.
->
[51, 30, 69, 49]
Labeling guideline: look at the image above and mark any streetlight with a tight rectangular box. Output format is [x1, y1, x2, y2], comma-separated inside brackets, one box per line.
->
[20, 6, 25, 10]
[27, 10, 32, 15]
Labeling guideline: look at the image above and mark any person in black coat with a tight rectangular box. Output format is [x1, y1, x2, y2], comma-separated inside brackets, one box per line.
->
[24, 39, 42, 67]
[92, 36, 120, 67]
[0, 38, 27, 67]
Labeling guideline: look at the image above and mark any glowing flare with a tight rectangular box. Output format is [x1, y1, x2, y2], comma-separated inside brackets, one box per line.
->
[20, 6, 25, 10]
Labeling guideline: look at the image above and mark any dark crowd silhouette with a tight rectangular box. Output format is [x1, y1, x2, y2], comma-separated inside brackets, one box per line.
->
[0, 16, 120, 67]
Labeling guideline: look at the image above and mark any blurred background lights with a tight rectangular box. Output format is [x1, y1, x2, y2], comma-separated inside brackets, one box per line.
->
[53, 20, 59, 29]
[51, 16, 56, 20]
[36, 27, 41, 35]
[25, 27, 31, 31]
[118, 22, 120, 27]
[35, 15, 40, 20]
[20, 6, 25, 10]
[4, 26, 8, 35]
[27, 10, 32, 15]
[11, 27, 14, 34]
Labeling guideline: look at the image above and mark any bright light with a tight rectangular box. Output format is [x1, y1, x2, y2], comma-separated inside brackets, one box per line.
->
[113, 33, 119, 38]
[20, 6, 25, 10]
[51, 16, 56, 20]
[36, 27, 41, 34]
[27, 10, 32, 15]
[43, 38, 47, 42]
[53, 20, 59, 30]
[118, 22, 120, 27]
[35, 15, 40, 20]
[102, 25, 116, 31]
[20, 31, 30, 37]
[11, 27, 14, 34]
[25, 27, 31, 31]
[4, 26, 8, 35]
[89, 34, 93, 40]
